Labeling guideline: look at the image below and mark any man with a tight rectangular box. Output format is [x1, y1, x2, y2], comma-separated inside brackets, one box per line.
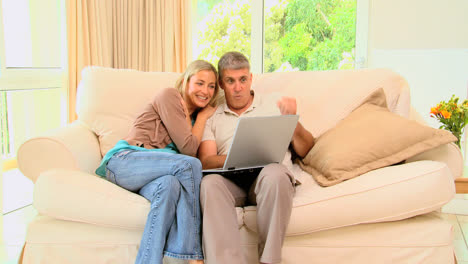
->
[198, 51, 314, 264]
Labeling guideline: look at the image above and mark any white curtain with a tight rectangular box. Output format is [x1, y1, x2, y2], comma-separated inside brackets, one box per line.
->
[66, 0, 191, 121]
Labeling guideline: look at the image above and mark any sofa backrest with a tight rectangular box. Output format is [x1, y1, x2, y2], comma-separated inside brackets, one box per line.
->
[252, 68, 410, 138]
[76, 66, 180, 156]
[76, 66, 410, 157]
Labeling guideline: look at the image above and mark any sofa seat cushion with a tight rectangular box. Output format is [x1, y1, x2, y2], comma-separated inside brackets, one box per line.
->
[34, 169, 246, 229]
[34, 169, 150, 229]
[35, 160, 454, 235]
[243, 160, 455, 235]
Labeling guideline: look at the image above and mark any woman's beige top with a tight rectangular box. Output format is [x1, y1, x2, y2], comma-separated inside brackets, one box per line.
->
[124, 87, 199, 157]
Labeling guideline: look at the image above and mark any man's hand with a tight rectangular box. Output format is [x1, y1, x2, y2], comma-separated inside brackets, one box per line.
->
[277, 96, 315, 157]
[277, 96, 297, 115]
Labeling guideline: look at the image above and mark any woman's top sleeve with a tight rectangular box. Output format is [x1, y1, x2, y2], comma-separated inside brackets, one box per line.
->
[153, 88, 199, 156]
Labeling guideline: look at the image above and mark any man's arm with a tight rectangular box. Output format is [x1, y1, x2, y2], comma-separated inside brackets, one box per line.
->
[290, 122, 314, 158]
[198, 140, 227, 169]
[277, 96, 315, 158]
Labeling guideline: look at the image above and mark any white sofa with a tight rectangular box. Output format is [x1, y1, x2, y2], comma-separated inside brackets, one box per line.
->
[17, 66, 461, 263]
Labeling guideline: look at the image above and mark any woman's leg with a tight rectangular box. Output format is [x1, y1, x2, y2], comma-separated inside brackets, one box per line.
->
[136, 175, 181, 264]
[106, 150, 204, 262]
[163, 155, 204, 260]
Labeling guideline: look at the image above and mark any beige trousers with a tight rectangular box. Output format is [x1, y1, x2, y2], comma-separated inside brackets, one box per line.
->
[200, 164, 295, 264]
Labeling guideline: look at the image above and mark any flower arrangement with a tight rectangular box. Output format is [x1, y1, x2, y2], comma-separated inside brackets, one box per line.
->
[430, 95, 468, 148]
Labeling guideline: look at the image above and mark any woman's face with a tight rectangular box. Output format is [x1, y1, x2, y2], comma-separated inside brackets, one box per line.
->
[185, 70, 217, 109]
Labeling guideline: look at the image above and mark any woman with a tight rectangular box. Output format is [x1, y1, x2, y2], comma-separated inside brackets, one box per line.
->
[95, 60, 219, 264]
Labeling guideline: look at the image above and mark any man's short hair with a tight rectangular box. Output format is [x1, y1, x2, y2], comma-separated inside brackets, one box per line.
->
[218, 51, 250, 79]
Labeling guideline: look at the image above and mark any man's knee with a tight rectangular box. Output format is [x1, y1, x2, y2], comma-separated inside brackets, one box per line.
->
[200, 174, 224, 198]
[257, 164, 294, 187]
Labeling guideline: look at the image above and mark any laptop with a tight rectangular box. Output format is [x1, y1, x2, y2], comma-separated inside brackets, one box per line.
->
[202, 115, 299, 176]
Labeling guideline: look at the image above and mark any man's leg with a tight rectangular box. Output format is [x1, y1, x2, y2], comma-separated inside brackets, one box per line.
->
[200, 174, 247, 264]
[248, 164, 295, 264]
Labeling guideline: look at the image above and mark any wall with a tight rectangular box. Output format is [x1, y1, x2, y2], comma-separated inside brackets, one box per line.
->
[366, 0, 468, 129]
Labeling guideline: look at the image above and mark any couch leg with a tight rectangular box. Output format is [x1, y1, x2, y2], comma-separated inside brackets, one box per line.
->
[455, 178, 468, 193]
[455, 252, 458, 264]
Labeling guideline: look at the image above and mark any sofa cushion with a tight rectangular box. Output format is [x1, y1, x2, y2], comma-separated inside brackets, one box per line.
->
[298, 97, 456, 187]
[252, 68, 411, 138]
[244, 160, 455, 235]
[35, 161, 454, 237]
[33, 169, 245, 230]
[76, 67, 410, 157]
[34, 169, 150, 229]
[76, 66, 180, 156]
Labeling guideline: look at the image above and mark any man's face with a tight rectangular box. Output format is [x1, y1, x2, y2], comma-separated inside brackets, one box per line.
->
[220, 68, 253, 114]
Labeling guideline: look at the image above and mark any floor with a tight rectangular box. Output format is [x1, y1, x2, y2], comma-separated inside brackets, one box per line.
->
[442, 205, 468, 264]
[1, 169, 35, 264]
[2, 170, 468, 264]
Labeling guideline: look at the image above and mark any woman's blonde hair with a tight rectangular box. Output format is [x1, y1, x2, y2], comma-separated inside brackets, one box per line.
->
[175, 60, 220, 106]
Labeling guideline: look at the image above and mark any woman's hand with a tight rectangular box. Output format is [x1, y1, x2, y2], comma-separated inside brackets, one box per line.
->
[198, 105, 217, 120]
[191, 105, 217, 144]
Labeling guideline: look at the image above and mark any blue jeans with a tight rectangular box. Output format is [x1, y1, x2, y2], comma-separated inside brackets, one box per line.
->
[106, 150, 204, 264]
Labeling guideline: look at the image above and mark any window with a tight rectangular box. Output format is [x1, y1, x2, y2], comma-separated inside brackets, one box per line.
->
[193, 0, 362, 73]
[193, 0, 252, 66]
[0, 0, 67, 158]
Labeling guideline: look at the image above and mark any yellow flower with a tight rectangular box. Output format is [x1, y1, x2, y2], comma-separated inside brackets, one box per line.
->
[440, 109, 451, 119]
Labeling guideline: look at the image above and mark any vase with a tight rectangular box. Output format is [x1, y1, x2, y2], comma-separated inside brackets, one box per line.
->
[462, 139, 466, 160]
[452, 131, 462, 149]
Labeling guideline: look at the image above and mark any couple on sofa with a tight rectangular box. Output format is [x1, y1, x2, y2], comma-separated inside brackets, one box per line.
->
[95, 51, 315, 264]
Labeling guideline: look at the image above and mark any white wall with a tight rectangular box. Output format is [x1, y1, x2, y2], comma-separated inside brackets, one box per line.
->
[366, 0, 468, 129]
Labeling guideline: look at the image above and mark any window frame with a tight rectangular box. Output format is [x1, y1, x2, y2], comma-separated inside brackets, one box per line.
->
[0, 0, 67, 92]
[0, 0, 68, 158]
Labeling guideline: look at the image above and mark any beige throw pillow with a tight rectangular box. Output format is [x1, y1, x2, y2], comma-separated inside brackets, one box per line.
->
[299, 102, 457, 187]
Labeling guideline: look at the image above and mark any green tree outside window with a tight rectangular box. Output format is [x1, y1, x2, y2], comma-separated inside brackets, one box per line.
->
[195, 0, 356, 72]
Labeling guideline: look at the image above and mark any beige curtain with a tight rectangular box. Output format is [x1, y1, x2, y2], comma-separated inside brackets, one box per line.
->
[66, 0, 191, 122]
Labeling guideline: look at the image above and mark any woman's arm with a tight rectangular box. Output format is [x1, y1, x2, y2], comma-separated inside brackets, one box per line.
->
[155, 88, 200, 156]
[191, 105, 217, 143]
[180, 98, 217, 143]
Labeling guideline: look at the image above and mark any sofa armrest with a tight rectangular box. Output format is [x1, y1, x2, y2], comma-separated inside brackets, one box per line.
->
[406, 106, 463, 180]
[406, 142, 463, 180]
[17, 121, 102, 182]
